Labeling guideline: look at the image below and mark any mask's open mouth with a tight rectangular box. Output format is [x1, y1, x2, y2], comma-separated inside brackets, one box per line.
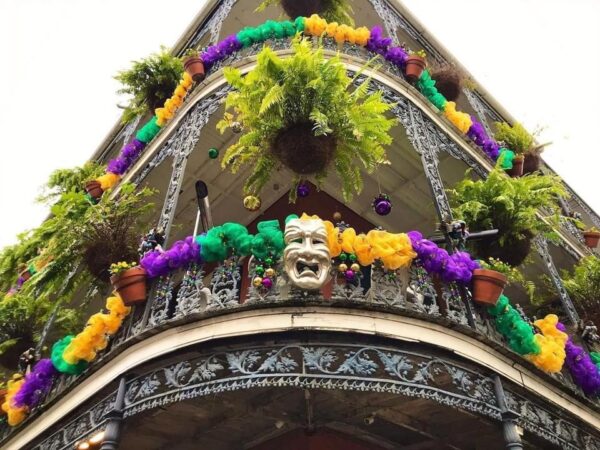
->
[295, 259, 321, 278]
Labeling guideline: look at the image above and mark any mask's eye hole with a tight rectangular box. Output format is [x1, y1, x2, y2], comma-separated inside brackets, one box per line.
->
[312, 238, 325, 245]
[293, 239, 302, 244]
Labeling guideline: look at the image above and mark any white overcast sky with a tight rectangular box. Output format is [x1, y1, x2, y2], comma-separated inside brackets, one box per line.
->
[0, 0, 598, 250]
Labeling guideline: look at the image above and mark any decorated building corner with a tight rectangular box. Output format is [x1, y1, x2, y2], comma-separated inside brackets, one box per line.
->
[2, 1, 600, 449]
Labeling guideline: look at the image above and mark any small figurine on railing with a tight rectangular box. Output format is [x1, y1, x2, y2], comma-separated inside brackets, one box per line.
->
[18, 348, 36, 374]
[138, 227, 165, 256]
[581, 320, 600, 347]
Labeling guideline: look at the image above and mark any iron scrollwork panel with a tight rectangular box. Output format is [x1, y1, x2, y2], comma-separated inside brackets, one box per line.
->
[122, 343, 500, 421]
[533, 237, 580, 325]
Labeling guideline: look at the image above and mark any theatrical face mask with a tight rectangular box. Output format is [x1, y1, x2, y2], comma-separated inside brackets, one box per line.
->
[283, 218, 331, 290]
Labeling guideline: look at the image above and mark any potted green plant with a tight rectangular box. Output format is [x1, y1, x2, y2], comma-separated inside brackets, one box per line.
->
[563, 255, 600, 326]
[451, 168, 567, 267]
[405, 49, 427, 82]
[256, 0, 354, 25]
[430, 64, 464, 102]
[583, 227, 600, 248]
[109, 262, 147, 306]
[217, 37, 396, 202]
[182, 48, 205, 83]
[115, 47, 184, 124]
[494, 122, 550, 176]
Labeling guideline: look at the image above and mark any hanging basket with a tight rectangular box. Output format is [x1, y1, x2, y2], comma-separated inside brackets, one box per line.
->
[184, 56, 206, 83]
[110, 266, 148, 306]
[522, 151, 541, 175]
[405, 55, 427, 82]
[471, 269, 507, 306]
[281, 0, 323, 19]
[583, 230, 600, 249]
[506, 155, 524, 178]
[271, 122, 336, 175]
[475, 232, 532, 268]
[430, 67, 462, 101]
[85, 181, 104, 200]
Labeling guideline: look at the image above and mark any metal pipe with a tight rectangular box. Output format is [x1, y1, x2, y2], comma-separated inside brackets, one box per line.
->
[195, 180, 213, 234]
[428, 229, 499, 245]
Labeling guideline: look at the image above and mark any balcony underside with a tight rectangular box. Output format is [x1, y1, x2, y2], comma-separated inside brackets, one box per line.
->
[14, 308, 600, 450]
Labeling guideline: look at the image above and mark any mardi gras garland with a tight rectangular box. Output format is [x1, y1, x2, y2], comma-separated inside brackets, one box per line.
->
[4, 217, 600, 428]
[87, 14, 514, 198]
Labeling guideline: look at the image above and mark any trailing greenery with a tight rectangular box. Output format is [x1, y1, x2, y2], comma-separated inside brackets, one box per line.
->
[562, 255, 600, 324]
[450, 168, 567, 265]
[256, 0, 354, 25]
[0, 294, 79, 368]
[37, 163, 104, 205]
[494, 122, 549, 155]
[114, 47, 184, 124]
[218, 37, 395, 201]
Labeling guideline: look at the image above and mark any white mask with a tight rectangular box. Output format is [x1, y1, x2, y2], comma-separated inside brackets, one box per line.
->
[283, 218, 331, 290]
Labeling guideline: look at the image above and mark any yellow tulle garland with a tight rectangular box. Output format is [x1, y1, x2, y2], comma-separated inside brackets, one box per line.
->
[62, 294, 131, 365]
[304, 15, 371, 47]
[96, 172, 121, 191]
[156, 72, 194, 127]
[527, 314, 568, 373]
[1, 375, 27, 426]
[322, 219, 416, 270]
[443, 101, 473, 134]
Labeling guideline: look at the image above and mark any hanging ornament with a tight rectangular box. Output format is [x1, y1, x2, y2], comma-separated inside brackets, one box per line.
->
[297, 183, 310, 198]
[372, 193, 392, 216]
[243, 195, 261, 211]
[208, 147, 219, 159]
[230, 121, 243, 133]
[333, 212, 342, 222]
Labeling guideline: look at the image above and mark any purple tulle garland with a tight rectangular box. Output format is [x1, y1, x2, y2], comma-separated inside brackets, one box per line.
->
[466, 117, 500, 160]
[201, 34, 242, 70]
[107, 138, 146, 176]
[557, 322, 600, 396]
[366, 26, 407, 68]
[12, 359, 57, 409]
[408, 231, 480, 283]
[140, 236, 201, 278]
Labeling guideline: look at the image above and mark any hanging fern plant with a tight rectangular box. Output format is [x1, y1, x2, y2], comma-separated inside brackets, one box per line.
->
[217, 37, 396, 202]
[257, 0, 354, 26]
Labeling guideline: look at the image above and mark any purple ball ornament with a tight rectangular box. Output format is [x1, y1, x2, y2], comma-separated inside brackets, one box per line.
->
[345, 269, 355, 281]
[373, 193, 392, 216]
[297, 183, 310, 198]
[262, 277, 273, 289]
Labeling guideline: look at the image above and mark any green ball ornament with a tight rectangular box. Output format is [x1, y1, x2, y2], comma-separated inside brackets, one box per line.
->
[339, 253, 348, 262]
[255, 265, 265, 275]
[349, 254, 357, 262]
[265, 257, 273, 266]
[208, 147, 219, 159]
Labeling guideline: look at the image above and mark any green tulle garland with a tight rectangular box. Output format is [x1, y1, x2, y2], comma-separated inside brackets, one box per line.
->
[416, 70, 448, 111]
[591, 352, 600, 370]
[488, 295, 540, 355]
[498, 148, 516, 170]
[197, 223, 253, 262]
[135, 116, 161, 144]
[51, 336, 89, 375]
[237, 18, 304, 48]
[251, 220, 285, 260]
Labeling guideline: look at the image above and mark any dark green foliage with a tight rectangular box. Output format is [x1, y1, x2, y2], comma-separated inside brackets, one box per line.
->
[115, 47, 184, 124]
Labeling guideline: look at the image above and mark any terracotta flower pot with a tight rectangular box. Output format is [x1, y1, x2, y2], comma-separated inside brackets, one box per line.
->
[85, 181, 104, 200]
[110, 266, 147, 306]
[506, 155, 524, 178]
[18, 268, 31, 283]
[405, 55, 427, 82]
[0, 389, 6, 415]
[471, 269, 507, 306]
[583, 231, 600, 249]
[184, 56, 205, 83]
